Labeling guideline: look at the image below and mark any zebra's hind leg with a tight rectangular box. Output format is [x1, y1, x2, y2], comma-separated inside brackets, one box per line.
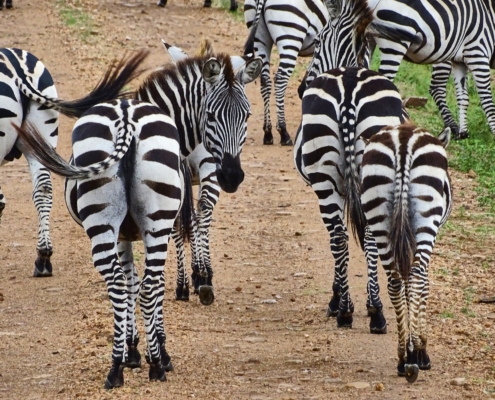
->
[329, 223, 354, 328]
[172, 226, 190, 301]
[364, 226, 387, 334]
[118, 241, 142, 369]
[196, 197, 215, 306]
[5, 0, 11, 8]
[0, 186, 5, 224]
[25, 161, 54, 277]
[274, 67, 294, 146]
[157, 0, 167, 7]
[466, 59, 495, 135]
[0, 0, 3, 10]
[452, 62, 469, 140]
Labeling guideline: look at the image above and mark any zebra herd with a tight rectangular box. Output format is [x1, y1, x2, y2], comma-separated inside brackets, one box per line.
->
[3, 0, 492, 390]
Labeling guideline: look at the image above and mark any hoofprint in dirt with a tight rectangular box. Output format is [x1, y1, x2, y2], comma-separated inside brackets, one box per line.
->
[0, 0, 494, 399]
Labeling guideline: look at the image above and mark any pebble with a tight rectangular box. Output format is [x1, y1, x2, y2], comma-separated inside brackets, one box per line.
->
[226, 300, 234, 304]
[449, 377, 467, 386]
[132, 368, 142, 374]
[260, 299, 277, 304]
[346, 382, 370, 389]
[374, 382, 384, 391]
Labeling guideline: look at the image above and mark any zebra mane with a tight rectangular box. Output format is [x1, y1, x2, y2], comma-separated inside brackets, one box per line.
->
[196, 38, 215, 58]
[145, 52, 236, 88]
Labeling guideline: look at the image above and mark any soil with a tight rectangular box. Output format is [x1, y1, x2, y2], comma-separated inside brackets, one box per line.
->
[0, 1, 494, 399]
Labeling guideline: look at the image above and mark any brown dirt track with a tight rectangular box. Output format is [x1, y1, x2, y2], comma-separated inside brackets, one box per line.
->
[0, 1, 494, 399]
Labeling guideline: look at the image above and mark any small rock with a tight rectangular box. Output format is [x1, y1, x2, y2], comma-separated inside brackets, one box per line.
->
[403, 96, 428, 108]
[346, 382, 370, 389]
[467, 169, 477, 179]
[286, 359, 303, 364]
[450, 377, 467, 386]
[132, 368, 142, 374]
[261, 299, 277, 304]
[235, 287, 242, 292]
[125, 36, 131, 41]
[293, 272, 307, 277]
[374, 382, 384, 391]
[226, 300, 234, 304]
[294, 231, 302, 236]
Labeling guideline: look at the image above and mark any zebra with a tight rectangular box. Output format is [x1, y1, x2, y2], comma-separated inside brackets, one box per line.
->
[136, 39, 262, 306]
[294, 66, 407, 332]
[361, 123, 452, 383]
[0, 48, 148, 277]
[243, 0, 329, 145]
[0, 0, 12, 10]
[303, 0, 495, 139]
[157, 0, 238, 11]
[14, 98, 192, 389]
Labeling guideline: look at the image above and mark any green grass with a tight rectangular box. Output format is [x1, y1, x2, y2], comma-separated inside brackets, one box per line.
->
[56, 0, 94, 41]
[213, 0, 245, 23]
[440, 309, 455, 319]
[371, 50, 495, 211]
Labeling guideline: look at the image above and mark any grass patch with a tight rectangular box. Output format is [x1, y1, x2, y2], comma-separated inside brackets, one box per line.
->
[213, 0, 245, 23]
[440, 309, 455, 319]
[56, 0, 94, 41]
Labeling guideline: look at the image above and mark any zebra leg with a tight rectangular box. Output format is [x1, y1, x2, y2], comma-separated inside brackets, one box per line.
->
[196, 196, 216, 306]
[203, 0, 211, 7]
[329, 221, 354, 328]
[157, 0, 167, 7]
[5, 0, 11, 8]
[0, 0, 3, 10]
[153, 270, 174, 372]
[384, 270, 408, 378]
[0, 186, 5, 223]
[363, 226, 387, 334]
[118, 241, 142, 370]
[172, 225, 190, 301]
[452, 62, 469, 139]
[273, 56, 295, 146]
[429, 63, 461, 138]
[466, 59, 495, 135]
[23, 157, 54, 277]
[229, 0, 238, 11]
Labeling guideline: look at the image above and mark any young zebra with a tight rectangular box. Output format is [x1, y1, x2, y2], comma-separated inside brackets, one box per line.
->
[361, 123, 452, 383]
[136, 39, 262, 306]
[15, 99, 191, 389]
[243, 0, 329, 145]
[0, 48, 148, 277]
[294, 67, 406, 332]
[368, 0, 495, 138]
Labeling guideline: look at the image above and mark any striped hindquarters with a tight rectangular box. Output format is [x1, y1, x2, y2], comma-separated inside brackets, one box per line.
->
[361, 124, 452, 278]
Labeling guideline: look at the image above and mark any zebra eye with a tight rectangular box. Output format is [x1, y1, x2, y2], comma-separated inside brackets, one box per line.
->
[207, 112, 215, 122]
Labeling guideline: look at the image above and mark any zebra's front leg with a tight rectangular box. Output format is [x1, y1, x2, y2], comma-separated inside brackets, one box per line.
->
[364, 226, 387, 334]
[467, 59, 495, 135]
[26, 159, 54, 277]
[118, 241, 142, 370]
[0, 186, 5, 224]
[260, 58, 274, 145]
[329, 221, 354, 328]
[273, 60, 295, 146]
[429, 63, 461, 139]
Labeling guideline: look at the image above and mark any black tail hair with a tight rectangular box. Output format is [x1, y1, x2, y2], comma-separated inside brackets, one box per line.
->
[178, 159, 195, 243]
[367, 22, 422, 46]
[54, 49, 150, 118]
[243, 0, 265, 56]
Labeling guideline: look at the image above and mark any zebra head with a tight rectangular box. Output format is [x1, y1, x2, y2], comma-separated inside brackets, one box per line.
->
[201, 55, 262, 193]
[298, 0, 374, 99]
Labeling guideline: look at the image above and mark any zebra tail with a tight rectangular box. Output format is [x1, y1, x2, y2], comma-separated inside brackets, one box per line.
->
[12, 121, 134, 180]
[341, 107, 367, 250]
[389, 150, 416, 280]
[15, 50, 150, 119]
[179, 159, 195, 243]
[243, 0, 265, 56]
[367, 22, 422, 46]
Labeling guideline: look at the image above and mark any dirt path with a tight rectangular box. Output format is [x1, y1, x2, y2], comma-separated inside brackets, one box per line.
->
[0, 1, 493, 399]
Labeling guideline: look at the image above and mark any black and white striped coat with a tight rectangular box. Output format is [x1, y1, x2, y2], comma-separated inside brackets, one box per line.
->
[361, 123, 452, 383]
[15, 99, 191, 389]
[136, 39, 262, 306]
[368, 0, 495, 139]
[243, 0, 329, 145]
[294, 67, 406, 333]
[0, 48, 147, 277]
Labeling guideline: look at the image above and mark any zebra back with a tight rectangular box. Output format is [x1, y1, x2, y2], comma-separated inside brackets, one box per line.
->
[361, 124, 450, 278]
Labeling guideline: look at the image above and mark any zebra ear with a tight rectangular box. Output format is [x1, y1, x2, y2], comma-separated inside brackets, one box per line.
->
[438, 127, 451, 148]
[237, 57, 262, 85]
[202, 58, 222, 84]
[162, 39, 189, 62]
[325, 0, 341, 19]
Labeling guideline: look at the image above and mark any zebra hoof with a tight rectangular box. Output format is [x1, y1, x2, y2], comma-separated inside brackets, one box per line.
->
[157, 0, 167, 6]
[198, 285, 214, 305]
[5, 0, 11, 8]
[326, 295, 340, 317]
[368, 307, 387, 334]
[456, 130, 469, 140]
[33, 257, 53, 277]
[175, 286, 190, 301]
[159, 345, 174, 372]
[404, 364, 419, 383]
[148, 361, 167, 382]
[104, 360, 125, 389]
[263, 134, 274, 145]
[280, 138, 293, 146]
[336, 311, 353, 328]
[230, 4, 238, 11]
[203, 0, 212, 7]
[125, 345, 142, 369]
[417, 348, 431, 370]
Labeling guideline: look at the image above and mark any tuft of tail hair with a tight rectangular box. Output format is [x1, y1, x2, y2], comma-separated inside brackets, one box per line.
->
[243, 0, 265, 56]
[12, 119, 134, 180]
[388, 158, 416, 280]
[367, 21, 422, 47]
[341, 106, 367, 250]
[176, 159, 195, 243]
[16, 50, 150, 119]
